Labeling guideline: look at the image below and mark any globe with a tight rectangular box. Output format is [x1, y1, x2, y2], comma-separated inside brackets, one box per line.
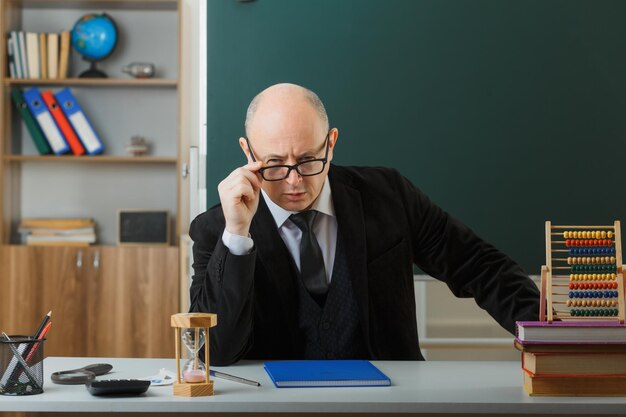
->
[71, 13, 118, 78]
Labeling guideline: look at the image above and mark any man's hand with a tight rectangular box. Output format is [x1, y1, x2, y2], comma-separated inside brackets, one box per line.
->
[218, 161, 264, 237]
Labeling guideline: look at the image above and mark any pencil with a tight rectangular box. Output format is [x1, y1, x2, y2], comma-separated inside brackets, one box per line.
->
[33, 311, 52, 339]
[25, 321, 51, 363]
[210, 369, 260, 387]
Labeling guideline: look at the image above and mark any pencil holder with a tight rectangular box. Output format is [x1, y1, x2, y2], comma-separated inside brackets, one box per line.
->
[0, 335, 45, 395]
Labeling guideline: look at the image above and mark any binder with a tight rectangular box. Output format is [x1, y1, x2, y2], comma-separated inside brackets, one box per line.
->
[10, 88, 52, 155]
[263, 360, 392, 388]
[25, 32, 40, 79]
[23, 87, 69, 155]
[41, 90, 85, 155]
[55, 88, 104, 155]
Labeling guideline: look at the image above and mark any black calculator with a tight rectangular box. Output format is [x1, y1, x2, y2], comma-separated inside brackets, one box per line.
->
[85, 379, 150, 396]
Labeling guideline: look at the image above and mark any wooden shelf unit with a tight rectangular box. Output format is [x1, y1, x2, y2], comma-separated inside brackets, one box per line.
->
[4, 78, 178, 87]
[17, 0, 178, 11]
[0, 0, 189, 365]
[3, 155, 178, 163]
[0, 0, 188, 245]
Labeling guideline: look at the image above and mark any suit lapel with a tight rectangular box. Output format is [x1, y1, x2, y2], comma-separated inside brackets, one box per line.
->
[329, 167, 371, 351]
[250, 195, 300, 348]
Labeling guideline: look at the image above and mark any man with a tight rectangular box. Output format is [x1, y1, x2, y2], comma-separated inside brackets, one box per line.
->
[190, 83, 540, 366]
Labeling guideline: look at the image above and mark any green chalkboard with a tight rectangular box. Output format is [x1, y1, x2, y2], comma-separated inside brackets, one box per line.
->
[207, 0, 626, 273]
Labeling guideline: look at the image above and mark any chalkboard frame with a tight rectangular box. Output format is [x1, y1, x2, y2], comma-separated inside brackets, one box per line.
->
[117, 209, 170, 246]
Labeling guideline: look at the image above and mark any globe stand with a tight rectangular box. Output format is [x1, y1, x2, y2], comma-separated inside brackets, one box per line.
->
[79, 60, 108, 78]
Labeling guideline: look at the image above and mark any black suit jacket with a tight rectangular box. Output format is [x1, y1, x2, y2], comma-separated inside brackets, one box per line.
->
[189, 165, 540, 365]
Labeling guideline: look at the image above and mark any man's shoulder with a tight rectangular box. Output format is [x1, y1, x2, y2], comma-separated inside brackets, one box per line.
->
[330, 165, 407, 190]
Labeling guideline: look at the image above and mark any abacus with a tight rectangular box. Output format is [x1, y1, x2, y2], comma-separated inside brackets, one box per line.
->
[540, 221, 625, 323]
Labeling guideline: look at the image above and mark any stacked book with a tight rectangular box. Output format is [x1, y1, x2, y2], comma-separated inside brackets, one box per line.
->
[516, 321, 626, 396]
[19, 218, 97, 246]
[6, 31, 71, 80]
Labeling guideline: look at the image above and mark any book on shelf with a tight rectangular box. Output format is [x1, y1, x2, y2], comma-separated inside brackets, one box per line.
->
[514, 338, 626, 353]
[19, 218, 96, 246]
[516, 321, 626, 343]
[25, 233, 96, 246]
[522, 351, 626, 376]
[25, 240, 94, 247]
[25, 32, 40, 79]
[20, 218, 94, 229]
[5, 31, 70, 80]
[39, 32, 48, 79]
[523, 371, 626, 396]
[9, 32, 22, 78]
[20, 227, 95, 236]
[10, 88, 52, 155]
[18, 31, 28, 79]
[58, 31, 70, 79]
[47, 33, 59, 79]
[6, 35, 16, 78]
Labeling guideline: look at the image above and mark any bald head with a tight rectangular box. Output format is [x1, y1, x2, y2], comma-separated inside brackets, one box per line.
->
[244, 83, 329, 138]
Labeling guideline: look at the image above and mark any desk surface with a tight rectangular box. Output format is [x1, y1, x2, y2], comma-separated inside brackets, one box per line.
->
[0, 357, 625, 414]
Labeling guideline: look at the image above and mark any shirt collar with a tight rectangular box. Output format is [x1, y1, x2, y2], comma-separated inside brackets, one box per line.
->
[262, 177, 335, 229]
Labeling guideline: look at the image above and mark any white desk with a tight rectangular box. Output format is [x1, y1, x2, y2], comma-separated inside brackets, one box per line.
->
[0, 357, 625, 415]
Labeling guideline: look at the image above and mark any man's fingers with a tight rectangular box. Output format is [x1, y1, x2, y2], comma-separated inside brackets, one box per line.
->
[230, 182, 258, 203]
[223, 168, 261, 192]
[242, 162, 264, 186]
[237, 166, 263, 189]
[243, 161, 263, 172]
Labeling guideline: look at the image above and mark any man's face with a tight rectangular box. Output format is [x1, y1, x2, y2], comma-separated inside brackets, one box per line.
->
[241, 100, 337, 212]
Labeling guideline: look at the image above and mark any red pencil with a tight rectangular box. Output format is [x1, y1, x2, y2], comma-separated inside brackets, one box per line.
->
[25, 321, 51, 364]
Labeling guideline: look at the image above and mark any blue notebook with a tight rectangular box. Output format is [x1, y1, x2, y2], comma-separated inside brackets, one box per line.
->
[263, 360, 391, 388]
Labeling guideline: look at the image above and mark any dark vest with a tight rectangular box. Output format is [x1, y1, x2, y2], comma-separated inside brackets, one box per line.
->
[293, 234, 367, 359]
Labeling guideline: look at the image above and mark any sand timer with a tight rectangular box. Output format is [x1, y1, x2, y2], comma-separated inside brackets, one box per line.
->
[171, 313, 217, 396]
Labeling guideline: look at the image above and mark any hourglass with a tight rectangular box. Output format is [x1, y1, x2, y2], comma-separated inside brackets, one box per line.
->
[171, 313, 217, 396]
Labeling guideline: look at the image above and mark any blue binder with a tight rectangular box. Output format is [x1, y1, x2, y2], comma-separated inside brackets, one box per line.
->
[263, 360, 391, 388]
[23, 88, 69, 155]
[55, 88, 104, 155]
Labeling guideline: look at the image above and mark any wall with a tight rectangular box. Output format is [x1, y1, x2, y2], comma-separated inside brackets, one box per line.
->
[206, 0, 626, 273]
[205, 0, 626, 358]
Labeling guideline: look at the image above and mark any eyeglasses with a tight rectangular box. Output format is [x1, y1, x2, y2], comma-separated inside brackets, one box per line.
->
[244, 133, 330, 181]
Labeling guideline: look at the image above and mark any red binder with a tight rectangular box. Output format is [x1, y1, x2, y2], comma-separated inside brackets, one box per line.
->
[41, 90, 85, 155]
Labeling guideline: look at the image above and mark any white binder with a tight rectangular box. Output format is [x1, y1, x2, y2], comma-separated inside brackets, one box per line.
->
[23, 87, 69, 155]
[55, 88, 104, 155]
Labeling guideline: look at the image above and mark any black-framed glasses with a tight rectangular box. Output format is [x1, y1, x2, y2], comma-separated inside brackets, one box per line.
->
[245, 133, 330, 181]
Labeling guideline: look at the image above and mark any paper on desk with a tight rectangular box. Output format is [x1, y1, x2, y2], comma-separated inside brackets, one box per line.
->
[138, 368, 176, 386]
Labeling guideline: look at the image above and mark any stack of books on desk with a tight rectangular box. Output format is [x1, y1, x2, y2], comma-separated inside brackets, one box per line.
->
[516, 321, 626, 396]
[19, 218, 96, 246]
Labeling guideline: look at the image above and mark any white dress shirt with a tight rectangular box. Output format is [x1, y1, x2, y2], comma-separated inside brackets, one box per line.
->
[221, 177, 338, 283]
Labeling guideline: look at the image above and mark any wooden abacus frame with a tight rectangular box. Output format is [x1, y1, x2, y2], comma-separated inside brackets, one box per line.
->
[540, 221, 625, 323]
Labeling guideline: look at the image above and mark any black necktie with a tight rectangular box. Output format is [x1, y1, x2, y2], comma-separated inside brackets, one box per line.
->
[289, 210, 328, 295]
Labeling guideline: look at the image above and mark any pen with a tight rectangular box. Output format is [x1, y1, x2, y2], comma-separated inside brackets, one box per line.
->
[210, 369, 260, 387]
